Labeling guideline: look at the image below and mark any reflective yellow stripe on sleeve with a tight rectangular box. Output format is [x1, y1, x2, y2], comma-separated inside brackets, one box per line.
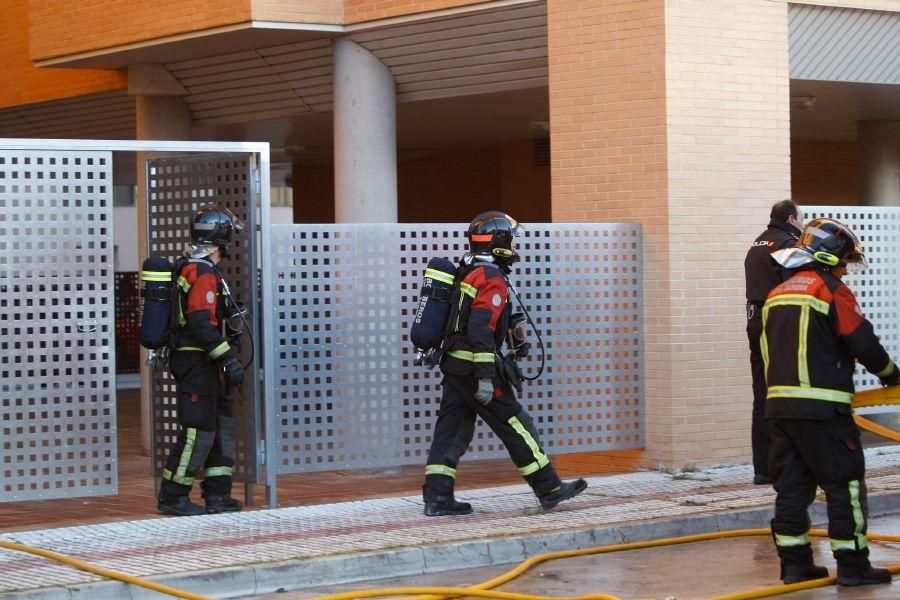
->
[176, 275, 192, 293]
[208, 341, 230, 360]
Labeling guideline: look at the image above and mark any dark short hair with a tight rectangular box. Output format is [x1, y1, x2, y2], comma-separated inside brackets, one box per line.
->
[770, 199, 798, 222]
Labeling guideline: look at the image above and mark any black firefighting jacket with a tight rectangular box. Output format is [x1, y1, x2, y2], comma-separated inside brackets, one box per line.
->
[744, 219, 801, 304]
[763, 265, 894, 419]
[441, 261, 511, 380]
[174, 257, 232, 362]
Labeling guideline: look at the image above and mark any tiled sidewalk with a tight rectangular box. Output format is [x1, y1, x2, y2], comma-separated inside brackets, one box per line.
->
[3, 447, 900, 598]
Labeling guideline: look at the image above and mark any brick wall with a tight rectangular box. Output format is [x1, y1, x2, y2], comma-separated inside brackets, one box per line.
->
[663, 0, 791, 466]
[547, 0, 672, 466]
[252, 0, 343, 23]
[344, 0, 488, 24]
[792, 140, 859, 205]
[0, 0, 124, 110]
[549, 0, 792, 469]
[28, 0, 256, 61]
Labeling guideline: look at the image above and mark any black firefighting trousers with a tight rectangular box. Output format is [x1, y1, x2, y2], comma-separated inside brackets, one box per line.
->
[747, 305, 769, 478]
[160, 350, 235, 499]
[423, 371, 561, 501]
[768, 415, 871, 562]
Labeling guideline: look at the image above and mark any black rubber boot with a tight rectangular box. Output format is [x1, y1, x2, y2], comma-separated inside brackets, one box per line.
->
[424, 495, 473, 517]
[205, 495, 243, 514]
[836, 550, 892, 586]
[781, 563, 828, 584]
[538, 479, 587, 510]
[158, 495, 205, 517]
[773, 530, 827, 584]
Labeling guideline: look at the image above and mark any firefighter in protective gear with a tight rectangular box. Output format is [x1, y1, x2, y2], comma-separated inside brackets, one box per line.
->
[744, 199, 803, 485]
[422, 211, 587, 516]
[764, 218, 897, 586]
[157, 205, 246, 517]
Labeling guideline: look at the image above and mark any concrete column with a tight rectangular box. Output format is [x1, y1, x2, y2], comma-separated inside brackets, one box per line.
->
[131, 65, 191, 455]
[333, 38, 398, 223]
[858, 120, 900, 206]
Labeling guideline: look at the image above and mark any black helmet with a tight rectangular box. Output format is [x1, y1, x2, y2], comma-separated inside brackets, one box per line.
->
[190, 205, 243, 249]
[797, 218, 867, 269]
[467, 211, 522, 266]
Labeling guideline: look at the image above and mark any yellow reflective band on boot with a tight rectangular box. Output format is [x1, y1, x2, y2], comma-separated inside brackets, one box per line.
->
[174, 428, 197, 485]
[831, 538, 864, 551]
[766, 386, 853, 404]
[204, 466, 233, 478]
[425, 464, 457, 478]
[774, 533, 809, 547]
[141, 271, 172, 282]
[508, 416, 550, 476]
[208, 341, 230, 360]
[425, 268, 456, 286]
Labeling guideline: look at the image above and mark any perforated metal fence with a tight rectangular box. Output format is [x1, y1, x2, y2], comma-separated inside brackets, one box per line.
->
[270, 223, 643, 474]
[147, 153, 263, 487]
[114, 272, 140, 374]
[806, 206, 900, 391]
[0, 149, 117, 501]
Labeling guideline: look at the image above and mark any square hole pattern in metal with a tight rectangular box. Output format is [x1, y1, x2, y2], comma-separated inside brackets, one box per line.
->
[805, 206, 900, 391]
[0, 150, 117, 501]
[270, 223, 643, 473]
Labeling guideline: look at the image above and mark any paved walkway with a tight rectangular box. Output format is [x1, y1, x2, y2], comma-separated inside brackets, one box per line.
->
[4, 447, 900, 599]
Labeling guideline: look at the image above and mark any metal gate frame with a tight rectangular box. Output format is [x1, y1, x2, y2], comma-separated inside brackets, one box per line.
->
[0, 139, 275, 505]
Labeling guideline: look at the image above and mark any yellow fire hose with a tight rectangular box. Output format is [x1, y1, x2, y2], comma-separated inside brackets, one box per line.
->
[3, 387, 900, 600]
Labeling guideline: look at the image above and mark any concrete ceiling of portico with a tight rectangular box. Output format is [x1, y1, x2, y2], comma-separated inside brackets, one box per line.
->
[790, 79, 900, 143]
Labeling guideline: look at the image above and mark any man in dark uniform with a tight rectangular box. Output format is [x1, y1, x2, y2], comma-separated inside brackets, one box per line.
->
[422, 211, 587, 516]
[157, 205, 246, 516]
[763, 218, 898, 586]
[744, 199, 803, 485]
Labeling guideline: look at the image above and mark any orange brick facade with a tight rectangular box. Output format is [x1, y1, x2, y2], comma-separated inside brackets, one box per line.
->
[0, 0, 124, 110]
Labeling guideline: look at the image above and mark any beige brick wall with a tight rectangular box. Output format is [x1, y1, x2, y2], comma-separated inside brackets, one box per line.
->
[664, 0, 791, 465]
[547, 0, 673, 465]
[549, 0, 792, 469]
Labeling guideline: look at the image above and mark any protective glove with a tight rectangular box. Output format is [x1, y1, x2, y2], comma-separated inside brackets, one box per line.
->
[474, 378, 495, 406]
[219, 353, 245, 385]
[879, 363, 900, 387]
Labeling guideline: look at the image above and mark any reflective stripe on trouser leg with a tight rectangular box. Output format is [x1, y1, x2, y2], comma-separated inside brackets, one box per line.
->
[163, 428, 216, 487]
[830, 479, 868, 552]
[775, 533, 810, 547]
[508, 415, 550, 476]
[426, 465, 457, 478]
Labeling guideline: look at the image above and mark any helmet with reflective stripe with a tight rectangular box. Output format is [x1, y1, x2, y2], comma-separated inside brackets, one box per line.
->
[190, 205, 244, 250]
[466, 211, 522, 266]
[797, 218, 867, 270]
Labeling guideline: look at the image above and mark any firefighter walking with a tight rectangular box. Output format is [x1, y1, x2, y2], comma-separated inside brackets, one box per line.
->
[422, 211, 586, 516]
[157, 205, 246, 517]
[763, 218, 897, 586]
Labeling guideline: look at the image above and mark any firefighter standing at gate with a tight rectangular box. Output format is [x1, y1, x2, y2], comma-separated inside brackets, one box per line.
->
[763, 218, 898, 586]
[420, 211, 586, 516]
[157, 205, 246, 517]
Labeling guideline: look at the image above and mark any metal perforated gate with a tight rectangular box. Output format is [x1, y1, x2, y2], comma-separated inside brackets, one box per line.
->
[0, 149, 117, 501]
[806, 206, 900, 390]
[147, 153, 263, 491]
[269, 223, 643, 474]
